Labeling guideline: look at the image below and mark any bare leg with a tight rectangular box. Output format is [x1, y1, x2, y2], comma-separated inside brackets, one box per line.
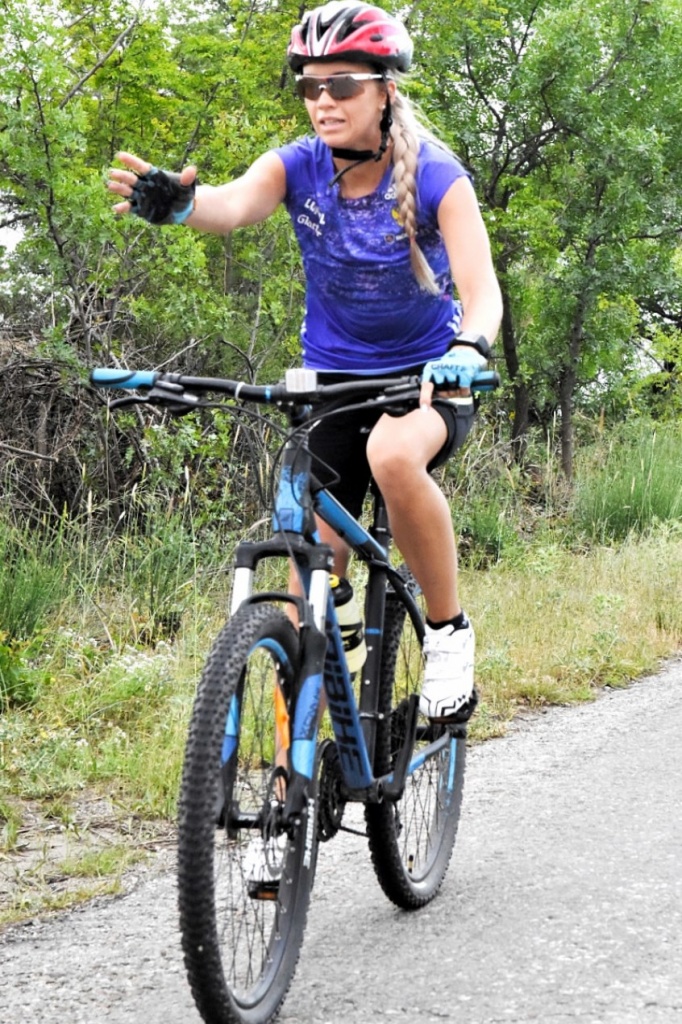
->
[365, 408, 460, 623]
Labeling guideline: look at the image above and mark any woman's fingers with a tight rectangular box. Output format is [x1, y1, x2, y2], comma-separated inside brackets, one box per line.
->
[419, 379, 470, 408]
[419, 379, 434, 409]
[106, 152, 152, 205]
[180, 165, 198, 187]
[107, 173, 136, 196]
[115, 151, 153, 175]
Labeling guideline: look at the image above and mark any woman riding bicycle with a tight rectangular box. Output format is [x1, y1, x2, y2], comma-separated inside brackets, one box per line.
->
[107, 0, 503, 722]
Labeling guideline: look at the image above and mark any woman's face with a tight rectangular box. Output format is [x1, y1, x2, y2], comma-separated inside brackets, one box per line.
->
[299, 60, 392, 152]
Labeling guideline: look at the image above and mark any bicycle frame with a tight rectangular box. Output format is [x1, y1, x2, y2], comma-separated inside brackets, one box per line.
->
[227, 414, 452, 823]
[89, 364, 496, 826]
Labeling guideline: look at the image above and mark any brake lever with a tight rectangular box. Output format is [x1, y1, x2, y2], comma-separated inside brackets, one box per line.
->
[108, 383, 202, 416]
[109, 394, 149, 410]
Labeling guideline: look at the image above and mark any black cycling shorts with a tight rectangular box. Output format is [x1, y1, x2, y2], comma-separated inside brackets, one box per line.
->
[307, 368, 476, 520]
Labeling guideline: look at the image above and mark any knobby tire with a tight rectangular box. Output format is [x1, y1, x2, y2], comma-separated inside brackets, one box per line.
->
[365, 577, 466, 908]
[178, 603, 318, 1024]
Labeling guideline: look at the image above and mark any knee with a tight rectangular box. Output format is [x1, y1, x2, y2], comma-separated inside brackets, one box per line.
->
[366, 434, 420, 492]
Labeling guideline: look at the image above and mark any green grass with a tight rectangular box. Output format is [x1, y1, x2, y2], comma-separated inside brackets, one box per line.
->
[0, 796, 23, 852]
[56, 844, 146, 880]
[4, 524, 681, 811]
[0, 526, 68, 642]
[0, 880, 123, 929]
[571, 419, 682, 541]
[465, 526, 682, 738]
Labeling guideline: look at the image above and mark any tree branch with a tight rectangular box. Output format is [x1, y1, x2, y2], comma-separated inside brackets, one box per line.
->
[59, 19, 138, 109]
[180, 83, 221, 168]
[0, 212, 31, 230]
[0, 441, 58, 463]
[463, 41, 503, 128]
[511, 0, 543, 61]
[586, 5, 642, 95]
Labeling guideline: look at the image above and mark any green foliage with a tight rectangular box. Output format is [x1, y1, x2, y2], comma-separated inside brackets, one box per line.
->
[456, 493, 524, 568]
[0, 517, 70, 709]
[2, 0, 681, 511]
[0, 0, 305, 371]
[571, 419, 682, 541]
[633, 322, 682, 419]
[0, 523, 66, 641]
[118, 509, 201, 641]
[0, 637, 36, 711]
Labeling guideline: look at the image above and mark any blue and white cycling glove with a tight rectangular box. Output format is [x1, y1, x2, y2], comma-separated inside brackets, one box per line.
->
[128, 167, 196, 225]
[422, 333, 491, 392]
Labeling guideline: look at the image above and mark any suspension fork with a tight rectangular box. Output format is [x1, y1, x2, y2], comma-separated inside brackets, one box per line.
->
[228, 519, 335, 828]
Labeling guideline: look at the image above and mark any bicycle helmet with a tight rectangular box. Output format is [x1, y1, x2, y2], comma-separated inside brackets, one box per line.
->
[287, 2, 413, 73]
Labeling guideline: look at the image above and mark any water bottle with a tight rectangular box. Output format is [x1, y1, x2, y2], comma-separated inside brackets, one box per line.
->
[330, 574, 367, 673]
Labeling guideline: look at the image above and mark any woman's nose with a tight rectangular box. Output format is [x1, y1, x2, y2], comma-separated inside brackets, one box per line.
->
[315, 85, 337, 108]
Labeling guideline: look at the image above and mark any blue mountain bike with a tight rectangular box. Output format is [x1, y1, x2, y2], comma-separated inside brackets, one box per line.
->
[91, 365, 498, 1024]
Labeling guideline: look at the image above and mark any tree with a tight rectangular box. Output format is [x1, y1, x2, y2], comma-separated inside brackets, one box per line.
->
[0, 0, 306, 512]
[411, 0, 682, 474]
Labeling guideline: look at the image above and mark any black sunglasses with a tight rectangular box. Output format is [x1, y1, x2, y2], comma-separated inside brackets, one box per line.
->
[295, 73, 384, 102]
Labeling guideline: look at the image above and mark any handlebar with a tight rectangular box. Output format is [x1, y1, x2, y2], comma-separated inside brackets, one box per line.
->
[90, 366, 500, 413]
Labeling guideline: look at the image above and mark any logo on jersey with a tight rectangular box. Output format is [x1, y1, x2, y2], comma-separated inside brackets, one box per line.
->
[385, 204, 407, 244]
[298, 197, 326, 237]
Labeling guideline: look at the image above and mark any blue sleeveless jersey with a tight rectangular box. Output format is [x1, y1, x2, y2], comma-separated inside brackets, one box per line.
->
[275, 135, 469, 373]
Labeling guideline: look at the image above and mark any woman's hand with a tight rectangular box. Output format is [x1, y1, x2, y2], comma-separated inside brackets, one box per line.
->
[420, 345, 488, 408]
[107, 151, 197, 223]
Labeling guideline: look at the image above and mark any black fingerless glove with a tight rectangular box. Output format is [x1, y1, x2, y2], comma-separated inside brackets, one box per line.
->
[128, 167, 196, 225]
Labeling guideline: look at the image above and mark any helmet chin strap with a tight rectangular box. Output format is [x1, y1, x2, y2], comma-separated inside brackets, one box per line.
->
[328, 96, 393, 187]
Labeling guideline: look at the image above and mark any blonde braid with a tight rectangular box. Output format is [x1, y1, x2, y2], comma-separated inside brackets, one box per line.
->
[390, 88, 450, 296]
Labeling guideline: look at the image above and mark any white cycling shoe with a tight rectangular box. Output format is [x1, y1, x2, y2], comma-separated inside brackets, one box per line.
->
[419, 617, 476, 721]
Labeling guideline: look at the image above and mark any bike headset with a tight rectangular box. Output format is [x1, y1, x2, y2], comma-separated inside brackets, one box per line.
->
[287, 2, 414, 186]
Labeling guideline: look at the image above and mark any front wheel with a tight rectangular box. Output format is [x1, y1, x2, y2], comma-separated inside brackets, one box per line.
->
[365, 578, 466, 909]
[178, 603, 317, 1024]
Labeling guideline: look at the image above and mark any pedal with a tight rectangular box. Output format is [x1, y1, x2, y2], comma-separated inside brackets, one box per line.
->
[244, 832, 287, 900]
[247, 881, 280, 901]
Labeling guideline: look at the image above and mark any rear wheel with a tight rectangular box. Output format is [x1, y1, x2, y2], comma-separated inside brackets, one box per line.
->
[365, 576, 466, 909]
[178, 603, 317, 1024]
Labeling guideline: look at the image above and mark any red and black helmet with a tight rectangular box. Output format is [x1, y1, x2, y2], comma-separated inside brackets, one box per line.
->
[287, 2, 413, 73]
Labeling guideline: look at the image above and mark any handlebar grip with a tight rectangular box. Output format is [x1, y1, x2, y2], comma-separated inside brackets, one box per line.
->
[90, 368, 158, 389]
[471, 370, 501, 392]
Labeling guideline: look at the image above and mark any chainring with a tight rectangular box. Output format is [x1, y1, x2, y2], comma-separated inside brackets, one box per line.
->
[317, 740, 346, 842]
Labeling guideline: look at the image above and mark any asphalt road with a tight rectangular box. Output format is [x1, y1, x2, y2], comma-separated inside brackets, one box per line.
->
[2, 659, 681, 1024]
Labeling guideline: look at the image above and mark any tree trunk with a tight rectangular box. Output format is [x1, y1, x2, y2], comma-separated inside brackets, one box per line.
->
[558, 364, 576, 479]
[559, 240, 600, 480]
[498, 281, 531, 460]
